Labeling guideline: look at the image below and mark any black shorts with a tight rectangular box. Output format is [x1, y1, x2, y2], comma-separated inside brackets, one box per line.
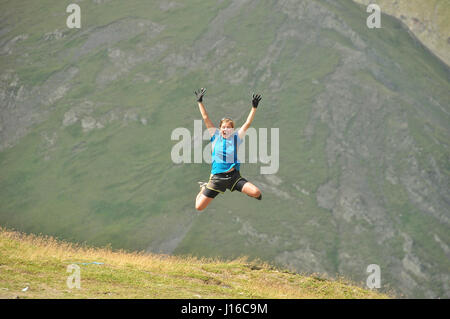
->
[202, 169, 248, 198]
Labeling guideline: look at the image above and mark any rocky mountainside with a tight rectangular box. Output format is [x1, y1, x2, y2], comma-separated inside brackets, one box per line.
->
[0, 0, 449, 298]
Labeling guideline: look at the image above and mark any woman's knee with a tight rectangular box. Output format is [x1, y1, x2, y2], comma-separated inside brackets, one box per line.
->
[195, 199, 206, 211]
[243, 183, 261, 197]
[195, 195, 212, 211]
[252, 187, 261, 198]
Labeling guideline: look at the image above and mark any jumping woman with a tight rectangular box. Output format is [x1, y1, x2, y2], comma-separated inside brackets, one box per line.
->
[194, 88, 262, 211]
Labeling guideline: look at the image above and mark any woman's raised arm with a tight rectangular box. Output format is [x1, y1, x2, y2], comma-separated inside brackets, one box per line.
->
[238, 93, 261, 140]
[194, 88, 216, 137]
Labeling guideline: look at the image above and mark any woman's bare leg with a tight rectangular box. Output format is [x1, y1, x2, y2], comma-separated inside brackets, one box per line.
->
[195, 187, 214, 211]
[241, 182, 261, 199]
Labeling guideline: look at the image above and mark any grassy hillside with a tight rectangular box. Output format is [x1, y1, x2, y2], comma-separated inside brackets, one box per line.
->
[0, 227, 388, 299]
[0, 0, 448, 298]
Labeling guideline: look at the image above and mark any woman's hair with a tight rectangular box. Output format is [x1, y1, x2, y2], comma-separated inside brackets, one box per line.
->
[219, 117, 234, 128]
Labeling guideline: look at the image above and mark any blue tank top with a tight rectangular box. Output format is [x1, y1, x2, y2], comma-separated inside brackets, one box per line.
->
[210, 128, 243, 174]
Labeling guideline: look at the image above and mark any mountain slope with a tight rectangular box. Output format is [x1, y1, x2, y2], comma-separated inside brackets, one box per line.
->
[0, 0, 449, 298]
[352, 0, 450, 66]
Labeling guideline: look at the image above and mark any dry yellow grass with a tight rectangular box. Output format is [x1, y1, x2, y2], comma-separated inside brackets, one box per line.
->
[0, 226, 390, 299]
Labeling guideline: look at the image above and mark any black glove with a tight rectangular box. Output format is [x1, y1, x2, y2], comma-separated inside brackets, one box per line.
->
[252, 93, 262, 108]
[194, 88, 206, 102]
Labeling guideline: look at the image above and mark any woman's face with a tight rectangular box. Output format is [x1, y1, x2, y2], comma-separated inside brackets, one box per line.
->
[220, 122, 234, 139]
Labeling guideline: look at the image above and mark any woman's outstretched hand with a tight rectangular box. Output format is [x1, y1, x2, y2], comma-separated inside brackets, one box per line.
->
[194, 88, 207, 102]
[252, 93, 262, 108]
